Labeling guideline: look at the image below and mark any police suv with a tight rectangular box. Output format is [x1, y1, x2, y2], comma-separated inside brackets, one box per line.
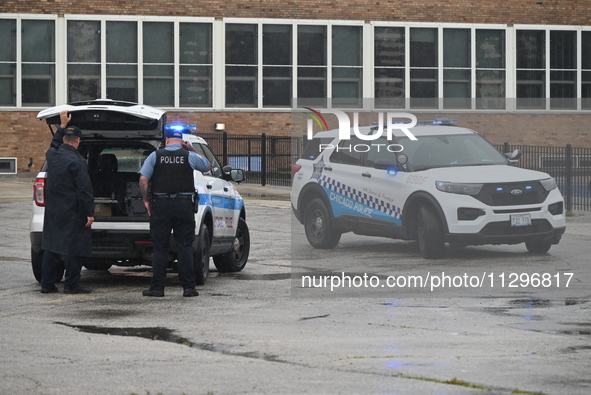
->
[291, 121, 566, 258]
[30, 99, 249, 284]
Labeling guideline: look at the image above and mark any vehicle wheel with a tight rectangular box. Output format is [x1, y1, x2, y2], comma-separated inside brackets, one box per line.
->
[31, 248, 64, 283]
[194, 222, 210, 285]
[214, 217, 250, 272]
[417, 205, 445, 259]
[31, 248, 43, 283]
[525, 239, 552, 253]
[304, 198, 341, 249]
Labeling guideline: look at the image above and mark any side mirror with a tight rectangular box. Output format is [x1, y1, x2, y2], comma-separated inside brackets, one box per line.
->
[222, 165, 245, 183]
[504, 149, 522, 163]
[231, 169, 245, 183]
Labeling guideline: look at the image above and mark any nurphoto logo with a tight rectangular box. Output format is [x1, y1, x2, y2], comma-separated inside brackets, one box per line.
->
[304, 108, 418, 141]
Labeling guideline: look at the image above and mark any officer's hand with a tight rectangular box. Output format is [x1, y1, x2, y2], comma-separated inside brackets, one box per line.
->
[85, 217, 94, 227]
[59, 110, 71, 128]
[181, 140, 196, 152]
[144, 200, 152, 216]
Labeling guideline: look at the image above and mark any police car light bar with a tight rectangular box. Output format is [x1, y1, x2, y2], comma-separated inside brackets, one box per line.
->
[369, 119, 458, 127]
[165, 124, 196, 134]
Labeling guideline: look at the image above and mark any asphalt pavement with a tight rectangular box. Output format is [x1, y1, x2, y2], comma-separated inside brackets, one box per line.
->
[1, 175, 591, 395]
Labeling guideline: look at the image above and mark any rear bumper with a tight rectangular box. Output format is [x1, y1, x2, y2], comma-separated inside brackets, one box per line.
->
[31, 230, 152, 260]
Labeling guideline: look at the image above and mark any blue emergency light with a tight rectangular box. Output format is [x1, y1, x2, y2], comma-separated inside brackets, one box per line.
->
[165, 124, 196, 134]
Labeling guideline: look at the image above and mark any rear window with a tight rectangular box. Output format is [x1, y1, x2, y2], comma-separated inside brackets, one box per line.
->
[301, 138, 334, 160]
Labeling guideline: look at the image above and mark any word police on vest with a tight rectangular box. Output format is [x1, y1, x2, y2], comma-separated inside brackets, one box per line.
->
[160, 155, 185, 164]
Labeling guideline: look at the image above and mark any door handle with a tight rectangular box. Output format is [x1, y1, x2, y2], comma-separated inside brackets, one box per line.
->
[362, 172, 372, 178]
[206, 184, 213, 189]
[324, 166, 333, 171]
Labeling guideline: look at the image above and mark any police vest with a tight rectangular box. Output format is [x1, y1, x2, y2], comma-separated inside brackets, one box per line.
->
[151, 148, 194, 194]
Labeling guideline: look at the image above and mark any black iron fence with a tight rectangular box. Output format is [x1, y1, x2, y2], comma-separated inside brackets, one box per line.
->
[200, 132, 301, 187]
[201, 132, 591, 211]
[495, 143, 591, 212]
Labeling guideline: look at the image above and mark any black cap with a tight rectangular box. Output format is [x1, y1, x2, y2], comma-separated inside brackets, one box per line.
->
[63, 126, 82, 138]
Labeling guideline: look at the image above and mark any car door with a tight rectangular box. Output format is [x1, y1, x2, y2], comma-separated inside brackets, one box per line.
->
[193, 143, 233, 238]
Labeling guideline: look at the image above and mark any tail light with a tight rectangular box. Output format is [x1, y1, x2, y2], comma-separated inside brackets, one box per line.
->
[291, 164, 302, 180]
[33, 177, 46, 206]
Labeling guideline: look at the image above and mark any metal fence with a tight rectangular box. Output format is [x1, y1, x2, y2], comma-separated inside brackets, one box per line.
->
[495, 143, 591, 211]
[201, 132, 591, 211]
[200, 132, 301, 187]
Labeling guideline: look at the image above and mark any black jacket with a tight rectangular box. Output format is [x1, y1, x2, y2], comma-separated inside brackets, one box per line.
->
[41, 129, 94, 257]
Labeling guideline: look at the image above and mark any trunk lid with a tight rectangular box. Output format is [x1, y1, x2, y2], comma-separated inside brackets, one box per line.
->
[36, 99, 166, 139]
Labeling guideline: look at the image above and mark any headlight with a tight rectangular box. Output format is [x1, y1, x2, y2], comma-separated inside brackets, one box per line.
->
[436, 181, 483, 196]
[539, 178, 558, 191]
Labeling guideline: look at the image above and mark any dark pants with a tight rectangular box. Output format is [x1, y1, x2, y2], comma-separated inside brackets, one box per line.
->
[41, 251, 84, 290]
[149, 197, 196, 292]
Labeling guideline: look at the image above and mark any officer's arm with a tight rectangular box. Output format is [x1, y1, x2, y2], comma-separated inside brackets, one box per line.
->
[50, 110, 72, 149]
[139, 175, 152, 216]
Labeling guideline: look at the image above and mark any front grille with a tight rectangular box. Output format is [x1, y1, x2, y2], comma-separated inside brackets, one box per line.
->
[480, 219, 553, 236]
[474, 181, 549, 206]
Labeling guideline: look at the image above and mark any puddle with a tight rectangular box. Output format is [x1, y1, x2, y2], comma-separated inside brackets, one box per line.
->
[508, 298, 552, 308]
[0, 256, 27, 262]
[225, 273, 291, 281]
[56, 322, 287, 363]
[299, 314, 330, 321]
[73, 309, 138, 319]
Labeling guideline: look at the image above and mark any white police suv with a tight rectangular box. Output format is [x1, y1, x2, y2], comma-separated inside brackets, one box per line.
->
[291, 121, 566, 258]
[30, 99, 249, 284]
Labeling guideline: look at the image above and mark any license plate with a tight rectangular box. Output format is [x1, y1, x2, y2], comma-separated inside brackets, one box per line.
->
[511, 213, 532, 227]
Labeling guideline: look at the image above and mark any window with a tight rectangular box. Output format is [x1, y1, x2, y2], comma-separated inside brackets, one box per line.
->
[106, 21, 138, 102]
[583, 31, 591, 109]
[225, 24, 257, 107]
[298, 25, 327, 106]
[410, 28, 438, 108]
[67, 20, 101, 102]
[374, 26, 405, 108]
[516, 30, 545, 109]
[22, 19, 55, 107]
[476, 29, 505, 109]
[263, 24, 292, 107]
[179, 22, 212, 107]
[0, 19, 16, 106]
[143, 22, 174, 107]
[443, 29, 471, 109]
[550, 30, 576, 109]
[333, 26, 362, 107]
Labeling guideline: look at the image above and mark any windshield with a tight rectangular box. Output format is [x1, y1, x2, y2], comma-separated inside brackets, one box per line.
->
[398, 134, 508, 171]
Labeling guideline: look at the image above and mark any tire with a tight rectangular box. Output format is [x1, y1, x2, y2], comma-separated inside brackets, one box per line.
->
[31, 248, 43, 283]
[525, 239, 552, 254]
[31, 248, 64, 283]
[194, 222, 210, 285]
[417, 205, 445, 259]
[213, 217, 250, 272]
[304, 198, 341, 249]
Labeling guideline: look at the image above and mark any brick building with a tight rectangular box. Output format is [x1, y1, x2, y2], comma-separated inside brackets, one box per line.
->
[0, 0, 590, 173]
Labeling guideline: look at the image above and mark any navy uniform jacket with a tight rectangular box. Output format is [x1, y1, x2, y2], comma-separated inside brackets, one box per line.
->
[41, 129, 94, 257]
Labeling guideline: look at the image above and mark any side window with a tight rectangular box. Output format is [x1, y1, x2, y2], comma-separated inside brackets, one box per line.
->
[193, 143, 223, 178]
[329, 137, 364, 166]
[365, 137, 399, 167]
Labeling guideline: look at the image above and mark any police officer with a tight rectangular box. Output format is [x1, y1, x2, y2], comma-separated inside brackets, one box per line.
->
[139, 127, 210, 297]
[41, 110, 94, 294]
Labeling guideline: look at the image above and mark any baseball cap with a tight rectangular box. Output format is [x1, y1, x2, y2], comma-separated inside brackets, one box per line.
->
[63, 126, 82, 138]
[164, 128, 184, 139]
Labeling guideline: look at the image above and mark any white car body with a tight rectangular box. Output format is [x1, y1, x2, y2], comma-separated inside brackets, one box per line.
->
[30, 99, 249, 283]
[291, 123, 566, 258]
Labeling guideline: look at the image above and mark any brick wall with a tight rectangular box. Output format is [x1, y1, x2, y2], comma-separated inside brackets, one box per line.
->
[1, 0, 590, 25]
[2, 110, 589, 174]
